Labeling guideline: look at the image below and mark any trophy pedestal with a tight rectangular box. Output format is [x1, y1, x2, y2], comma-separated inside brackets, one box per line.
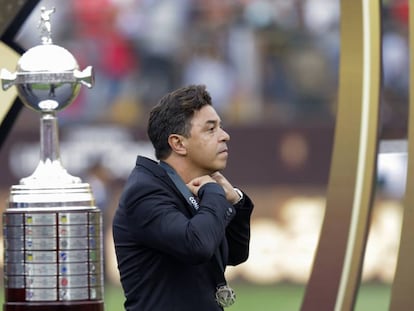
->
[3, 184, 104, 311]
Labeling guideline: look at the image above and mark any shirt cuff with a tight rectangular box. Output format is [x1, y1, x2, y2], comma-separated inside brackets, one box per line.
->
[233, 188, 243, 205]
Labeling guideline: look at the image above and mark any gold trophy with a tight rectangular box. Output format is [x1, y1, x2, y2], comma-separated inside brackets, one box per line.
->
[1, 7, 104, 311]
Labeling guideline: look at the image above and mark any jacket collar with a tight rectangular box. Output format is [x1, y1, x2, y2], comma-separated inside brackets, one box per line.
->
[136, 156, 197, 216]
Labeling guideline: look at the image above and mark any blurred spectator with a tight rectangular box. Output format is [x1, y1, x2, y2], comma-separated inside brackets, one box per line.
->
[117, 0, 191, 109]
[182, 36, 237, 115]
[85, 159, 113, 217]
[60, 0, 138, 123]
[84, 158, 114, 280]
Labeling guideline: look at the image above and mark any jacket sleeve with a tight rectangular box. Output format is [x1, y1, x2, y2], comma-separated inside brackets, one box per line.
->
[122, 179, 236, 265]
[225, 191, 254, 266]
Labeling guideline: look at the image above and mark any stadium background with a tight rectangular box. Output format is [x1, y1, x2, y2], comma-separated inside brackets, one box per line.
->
[0, 0, 409, 310]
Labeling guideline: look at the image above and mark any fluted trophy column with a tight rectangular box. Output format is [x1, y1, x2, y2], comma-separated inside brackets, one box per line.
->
[1, 7, 104, 311]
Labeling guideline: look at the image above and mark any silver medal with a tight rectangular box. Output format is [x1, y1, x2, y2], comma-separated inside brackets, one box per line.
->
[215, 285, 236, 308]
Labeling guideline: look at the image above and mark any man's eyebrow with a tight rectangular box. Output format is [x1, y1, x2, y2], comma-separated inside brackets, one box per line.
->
[205, 119, 221, 127]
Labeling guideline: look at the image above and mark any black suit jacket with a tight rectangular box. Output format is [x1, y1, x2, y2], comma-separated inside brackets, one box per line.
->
[113, 156, 254, 311]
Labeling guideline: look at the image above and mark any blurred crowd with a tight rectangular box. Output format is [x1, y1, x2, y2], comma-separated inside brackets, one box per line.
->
[16, 0, 409, 128]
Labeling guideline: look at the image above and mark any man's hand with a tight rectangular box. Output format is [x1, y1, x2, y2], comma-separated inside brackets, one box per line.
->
[210, 172, 241, 204]
[187, 173, 241, 205]
[187, 175, 216, 196]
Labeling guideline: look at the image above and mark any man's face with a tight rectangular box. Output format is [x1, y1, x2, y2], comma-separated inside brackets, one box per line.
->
[183, 105, 230, 175]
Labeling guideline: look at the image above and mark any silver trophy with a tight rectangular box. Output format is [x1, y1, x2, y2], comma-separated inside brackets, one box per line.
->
[1, 7, 103, 311]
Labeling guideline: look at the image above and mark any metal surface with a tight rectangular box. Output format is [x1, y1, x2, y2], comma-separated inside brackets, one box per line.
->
[1, 43, 93, 112]
[3, 201, 104, 308]
[300, 1, 381, 310]
[0, 6, 94, 187]
[1, 6, 103, 311]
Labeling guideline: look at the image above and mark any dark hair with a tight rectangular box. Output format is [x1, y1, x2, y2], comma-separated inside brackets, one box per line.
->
[147, 85, 212, 160]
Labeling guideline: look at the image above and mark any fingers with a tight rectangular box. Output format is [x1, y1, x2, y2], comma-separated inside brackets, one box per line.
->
[187, 175, 216, 195]
[187, 173, 240, 204]
[210, 172, 233, 192]
[189, 175, 216, 186]
[211, 173, 240, 204]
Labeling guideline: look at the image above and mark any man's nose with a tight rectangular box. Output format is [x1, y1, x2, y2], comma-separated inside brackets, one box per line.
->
[220, 128, 230, 141]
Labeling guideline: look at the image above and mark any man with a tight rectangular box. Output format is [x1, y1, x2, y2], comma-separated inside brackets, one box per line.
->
[112, 84, 254, 311]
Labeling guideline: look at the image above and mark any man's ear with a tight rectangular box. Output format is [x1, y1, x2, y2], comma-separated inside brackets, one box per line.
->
[168, 134, 187, 155]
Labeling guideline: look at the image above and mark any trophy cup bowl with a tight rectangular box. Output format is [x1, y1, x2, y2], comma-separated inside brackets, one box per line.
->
[1, 44, 93, 112]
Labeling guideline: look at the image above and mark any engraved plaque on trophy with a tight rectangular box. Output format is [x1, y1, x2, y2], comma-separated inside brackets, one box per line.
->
[1, 7, 104, 311]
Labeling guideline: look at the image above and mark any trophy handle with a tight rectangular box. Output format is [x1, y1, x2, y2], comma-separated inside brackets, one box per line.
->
[0, 68, 16, 90]
[74, 66, 94, 88]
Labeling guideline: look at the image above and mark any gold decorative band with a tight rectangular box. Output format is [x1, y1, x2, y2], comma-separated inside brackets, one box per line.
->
[301, 1, 381, 310]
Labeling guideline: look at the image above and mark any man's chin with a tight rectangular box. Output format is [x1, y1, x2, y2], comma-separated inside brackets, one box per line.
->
[207, 164, 226, 174]
[216, 162, 227, 172]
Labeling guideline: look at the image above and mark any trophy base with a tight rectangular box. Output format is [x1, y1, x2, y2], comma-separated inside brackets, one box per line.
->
[4, 300, 104, 311]
[3, 183, 104, 310]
